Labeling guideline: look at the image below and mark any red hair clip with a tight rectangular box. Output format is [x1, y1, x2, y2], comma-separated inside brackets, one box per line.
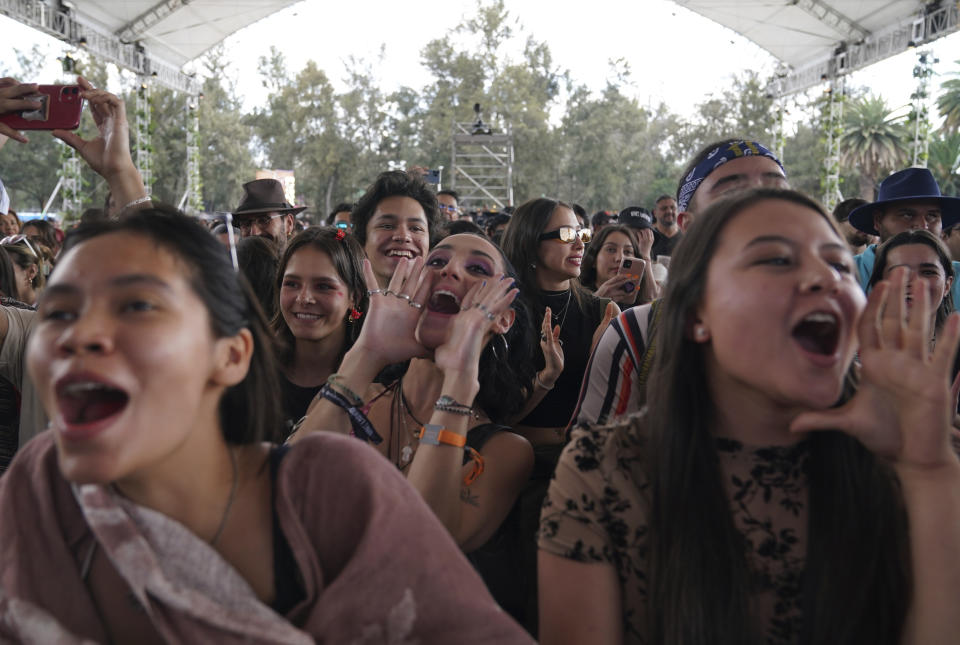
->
[335, 229, 346, 241]
[349, 308, 363, 321]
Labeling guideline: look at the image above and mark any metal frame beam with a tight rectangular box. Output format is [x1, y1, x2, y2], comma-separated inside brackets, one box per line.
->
[792, 0, 868, 42]
[0, 0, 198, 94]
[779, 3, 960, 95]
[117, 0, 186, 44]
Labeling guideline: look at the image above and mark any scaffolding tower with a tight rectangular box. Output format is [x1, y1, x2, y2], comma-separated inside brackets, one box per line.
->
[450, 121, 514, 210]
[134, 76, 153, 196]
[182, 97, 203, 213]
[821, 76, 845, 212]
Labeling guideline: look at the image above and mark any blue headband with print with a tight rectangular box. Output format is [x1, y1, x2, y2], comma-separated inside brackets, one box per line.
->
[676, 140, 785, 212]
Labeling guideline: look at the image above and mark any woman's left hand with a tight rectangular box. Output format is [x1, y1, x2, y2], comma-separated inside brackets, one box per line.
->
[433, 276, 519, 385]
[792, 267, 960, 471]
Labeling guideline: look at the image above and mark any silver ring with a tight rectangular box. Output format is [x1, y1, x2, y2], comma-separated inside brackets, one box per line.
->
[409, 301, 423, 309]
[367, 288, 383, 296]
[484, 311, 496, 321]
[396, 293, 411, 301]
[475, 303, 490, 313]
[540, 331, 547, 341]
[383, 289, 394, 297]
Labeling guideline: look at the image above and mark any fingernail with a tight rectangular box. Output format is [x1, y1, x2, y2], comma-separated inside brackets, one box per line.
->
[482, 280, 487, 287]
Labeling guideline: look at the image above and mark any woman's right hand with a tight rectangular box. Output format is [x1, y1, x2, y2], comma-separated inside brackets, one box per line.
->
[352, 256, 433, 367]
[539, 307, 564, 387]
[0, 78, 40, 143]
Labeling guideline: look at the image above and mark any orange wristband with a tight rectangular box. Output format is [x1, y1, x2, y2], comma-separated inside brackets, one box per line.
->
[418, 424, 467, 448]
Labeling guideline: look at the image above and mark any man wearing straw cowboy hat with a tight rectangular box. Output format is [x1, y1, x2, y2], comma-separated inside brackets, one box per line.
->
[849, 167, 960, 308]
[231, 178, 306, 249]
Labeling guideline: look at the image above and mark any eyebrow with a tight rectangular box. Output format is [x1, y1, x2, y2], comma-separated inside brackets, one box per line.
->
[44, 274, 174, 297]
[887, 262, 943, 272]
[373, 213, 428, 224]
[282, 273, 340, 282]
[744, 235, 848, 254]
[431, 244, 496, 263]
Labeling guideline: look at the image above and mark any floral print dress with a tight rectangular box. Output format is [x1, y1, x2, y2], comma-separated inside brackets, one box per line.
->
[538, 421, 810, 644]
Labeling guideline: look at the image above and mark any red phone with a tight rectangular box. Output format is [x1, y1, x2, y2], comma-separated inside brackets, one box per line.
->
[0, 85, 84, 131]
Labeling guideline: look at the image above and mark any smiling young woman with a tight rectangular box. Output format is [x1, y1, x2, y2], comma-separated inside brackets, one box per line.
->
[538, 188, 960, 645]
[272, 227, 367, 432]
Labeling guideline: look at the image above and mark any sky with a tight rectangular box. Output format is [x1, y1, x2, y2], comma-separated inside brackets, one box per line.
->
[3, 0, 960, 127]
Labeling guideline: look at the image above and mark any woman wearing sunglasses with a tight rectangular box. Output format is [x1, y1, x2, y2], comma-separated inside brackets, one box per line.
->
[1, 235, 44, 306]
[500, 197, 618, 633]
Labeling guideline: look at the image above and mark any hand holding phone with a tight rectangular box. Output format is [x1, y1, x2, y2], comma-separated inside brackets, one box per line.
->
[0, 84, 84, 136]
[0, 79, 43, 143]
[617, 257, 645, 293]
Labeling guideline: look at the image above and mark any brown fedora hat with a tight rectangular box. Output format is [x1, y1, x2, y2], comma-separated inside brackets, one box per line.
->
[233, 179, 306, 216]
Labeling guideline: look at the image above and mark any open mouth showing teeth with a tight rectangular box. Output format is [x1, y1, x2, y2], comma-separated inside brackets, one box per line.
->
[294, 312, 322, 320]
[56, 381, 129, 426]
[387, 250, 414, 258]
[428, 290, 461, 314]
[792, 312, 839, 356]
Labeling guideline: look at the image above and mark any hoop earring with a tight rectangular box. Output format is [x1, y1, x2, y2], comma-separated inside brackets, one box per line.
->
[491, 333, 509, 359]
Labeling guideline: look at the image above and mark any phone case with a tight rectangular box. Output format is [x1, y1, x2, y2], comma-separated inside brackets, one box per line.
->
[0, 85, 84, 130]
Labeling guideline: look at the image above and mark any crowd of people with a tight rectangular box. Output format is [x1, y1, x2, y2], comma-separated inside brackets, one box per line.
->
[1, 76, 959, 644]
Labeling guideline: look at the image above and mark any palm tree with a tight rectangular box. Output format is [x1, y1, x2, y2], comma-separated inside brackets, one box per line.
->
[840, 95, 909, 199]
[927, 131, 960, 196]
[937, 59, 960, 133]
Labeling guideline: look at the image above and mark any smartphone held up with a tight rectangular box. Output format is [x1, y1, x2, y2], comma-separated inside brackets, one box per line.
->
[0, 84, 84, 131]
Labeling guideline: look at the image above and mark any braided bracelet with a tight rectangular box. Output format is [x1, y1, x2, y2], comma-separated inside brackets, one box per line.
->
[327, 374, 364, 407]
[434, 395, 474, 416]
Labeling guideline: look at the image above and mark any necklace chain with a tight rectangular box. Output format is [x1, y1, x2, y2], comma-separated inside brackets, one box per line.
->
[210, 447, 238, 547]
[550, 289, 573, 344]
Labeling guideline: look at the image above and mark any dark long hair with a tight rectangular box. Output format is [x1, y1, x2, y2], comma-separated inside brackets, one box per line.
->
[579, 224, 640, 290]
[868, 229, 955, 333]
[0, 247, 17, 299]
[454, 233, 538, 423]
[271, 226, 368, 368]
[641, 188, 910, 644]
[60, 206, 284, 444]
[500, 197, 588, 323]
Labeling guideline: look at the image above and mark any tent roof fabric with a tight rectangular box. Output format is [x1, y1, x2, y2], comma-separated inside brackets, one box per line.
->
[76, 1, 299, 68]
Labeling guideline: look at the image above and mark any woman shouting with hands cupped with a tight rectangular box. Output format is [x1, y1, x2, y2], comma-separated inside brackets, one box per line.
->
[292, 233, 536, 553]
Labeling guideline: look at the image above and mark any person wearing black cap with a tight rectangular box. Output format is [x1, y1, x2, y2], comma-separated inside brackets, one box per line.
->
[848, 167, 960, 308]
[232, 179, 306, 248]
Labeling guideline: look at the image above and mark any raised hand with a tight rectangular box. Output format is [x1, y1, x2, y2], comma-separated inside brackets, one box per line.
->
[353, 256, 433, 367]
[433, 275, 519, 383]
[594, 260, 646, 300]
[0, 78, 40, 143]
[539, 307, 564, 387]
[52, 77, 134, 182]
[637, 227, 654, 259]
[792, 267, 960, 471]
[590, 301, 620, 356]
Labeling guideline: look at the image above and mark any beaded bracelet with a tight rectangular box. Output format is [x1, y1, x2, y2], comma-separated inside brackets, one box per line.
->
[433, 395, 474, 416]
[327, 374, 364, 407]
[121, 195, 152, 211]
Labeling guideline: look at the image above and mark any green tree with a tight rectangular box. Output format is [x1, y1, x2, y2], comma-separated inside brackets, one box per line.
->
[937, 59, 960, 133]
[927, 130, 960, 196]
[840, 94, 909, 199]
[197, 47, 257, 212]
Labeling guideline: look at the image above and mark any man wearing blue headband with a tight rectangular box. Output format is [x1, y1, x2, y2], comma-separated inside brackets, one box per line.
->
[572, 139, 789, 427]
[847, 167, 960, 309]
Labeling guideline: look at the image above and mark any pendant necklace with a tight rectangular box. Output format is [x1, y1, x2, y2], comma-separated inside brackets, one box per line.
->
[550, 289, 572, 346]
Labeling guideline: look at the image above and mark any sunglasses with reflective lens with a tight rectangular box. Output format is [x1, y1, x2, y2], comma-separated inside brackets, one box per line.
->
[438, 204, 459, 214]
[335, 221, 353, 230]
[538, 226, 591, 244]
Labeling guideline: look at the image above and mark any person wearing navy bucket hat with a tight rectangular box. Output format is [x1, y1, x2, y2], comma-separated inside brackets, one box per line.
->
[849, 167, 960, 309]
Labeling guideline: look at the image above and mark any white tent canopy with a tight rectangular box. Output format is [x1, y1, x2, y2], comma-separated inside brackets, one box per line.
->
[0, 0, 301, 93]
[674, 1, 960, 93]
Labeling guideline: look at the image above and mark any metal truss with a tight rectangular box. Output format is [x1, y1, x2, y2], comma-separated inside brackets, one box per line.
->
[781, 3, 960, 95]
[134, 77, 153, 196]
[181, 98, 203, 213]
[822, 76, 845, 212]
[450, 122, 514, 210]
[0, 0, 198, 94]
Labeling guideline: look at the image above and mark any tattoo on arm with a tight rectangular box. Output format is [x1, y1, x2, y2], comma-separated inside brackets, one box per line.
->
[460, 487, 480, 507]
